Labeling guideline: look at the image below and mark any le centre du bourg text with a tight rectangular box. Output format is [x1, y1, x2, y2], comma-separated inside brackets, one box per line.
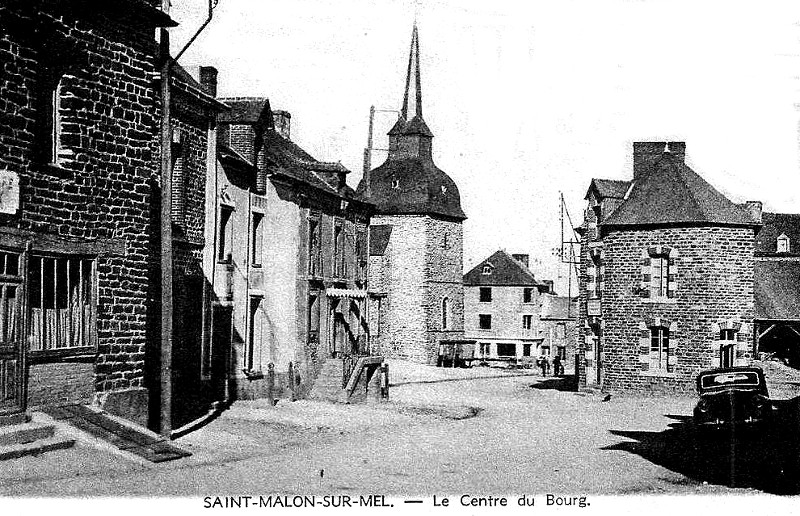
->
[203, 494, 591, 510]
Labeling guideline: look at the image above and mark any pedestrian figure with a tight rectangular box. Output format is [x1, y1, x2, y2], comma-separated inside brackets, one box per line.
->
[545, 357, 552, 376]
[539, 356, 548, 376]
[553, 355, 563, 377]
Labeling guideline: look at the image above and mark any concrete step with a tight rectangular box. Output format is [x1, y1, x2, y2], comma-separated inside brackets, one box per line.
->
[0, 422, 56, 446]
[0, 435, 75, 461]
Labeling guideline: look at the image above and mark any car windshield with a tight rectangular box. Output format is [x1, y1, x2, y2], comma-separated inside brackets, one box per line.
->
[700, 371, 761, 390]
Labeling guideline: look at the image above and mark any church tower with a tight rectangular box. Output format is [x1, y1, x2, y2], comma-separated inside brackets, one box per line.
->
[357, 24, 467, 364]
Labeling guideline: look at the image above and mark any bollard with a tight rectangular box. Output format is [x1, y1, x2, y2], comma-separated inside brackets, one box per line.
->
[288, 361, 296, 401]
[380, 362, 389, 400]
[267, 362, 276, 406]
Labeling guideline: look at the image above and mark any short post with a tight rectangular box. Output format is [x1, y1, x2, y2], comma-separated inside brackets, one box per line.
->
[288, 361, 296, 401]
[267, 362, 275, 406]
[380, 362, 389, 401]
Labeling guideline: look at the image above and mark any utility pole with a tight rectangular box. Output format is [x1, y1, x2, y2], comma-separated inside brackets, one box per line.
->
[158, 0, 173, 438]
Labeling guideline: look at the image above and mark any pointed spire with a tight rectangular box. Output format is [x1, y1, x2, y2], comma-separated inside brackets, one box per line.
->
[401, 23, 423, 121]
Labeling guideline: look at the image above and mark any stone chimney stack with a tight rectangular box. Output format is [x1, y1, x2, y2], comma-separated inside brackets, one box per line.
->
[512, 253, 530, 268]
[745, 200, 763, 224]
[633, 141, 686, 180]
[272, 110, 291, 140]
[199, 66, 218, 97]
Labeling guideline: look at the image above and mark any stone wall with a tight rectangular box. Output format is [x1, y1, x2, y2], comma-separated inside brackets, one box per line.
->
[600, 226, 756, 393]
[0, 4, 160, 421]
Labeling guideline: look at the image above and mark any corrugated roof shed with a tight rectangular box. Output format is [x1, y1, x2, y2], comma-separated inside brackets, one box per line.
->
[601, 152, 757, 228]
[463, 250, 540, 286]
[755, 261, 800, 320]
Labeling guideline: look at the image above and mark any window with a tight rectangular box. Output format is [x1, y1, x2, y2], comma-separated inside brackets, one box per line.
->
[355, 227, 367, 282]
[479, 287, 492, 302]
[523, 287, 534, 303]
[557, 346, 566, 359]
[557, 322, 566, 340]
[392, 178, 400, 189]
[251, 212, 264, 267]
[218, 206, 233, 263]
[171, 133, 186, 227]
[522, 315, 533, 330]
[652, 255, 669, 298]
[650, 327, 670, 371]
[333, 222, 345, 278]
[482, 265, 492, 275]
[308, 216, 321, 276]
[641, 247, 676, 299]
[479, 314, 492, 329]
[719, 326, 738, 368]
[28, 256, 95, 351]
[523, 344, 532, 357]
[497, 343, 516, 357]
[46, 75, 73, 165]
[441, 297, 449, 330]
[308, 294, 320, 345]
[480, 343, 491, 357]
[777, 233, 790, 253]
[0, 252, 22, 349]
[247, 296, 263, 371]
[541, 345, 550, 356]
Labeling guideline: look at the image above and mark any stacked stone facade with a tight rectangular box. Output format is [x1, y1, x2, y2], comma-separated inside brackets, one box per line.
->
[577, 142, 760, 394]
[0, 2, 171, 424]
[369, 215, 464, 364]
[600, 227, 755, 393]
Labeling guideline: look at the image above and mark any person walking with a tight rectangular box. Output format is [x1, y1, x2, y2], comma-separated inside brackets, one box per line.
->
[553, 355, 563, 377]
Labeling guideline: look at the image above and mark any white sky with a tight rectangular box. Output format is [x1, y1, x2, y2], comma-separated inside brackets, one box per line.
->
[169, 0, 800, 294]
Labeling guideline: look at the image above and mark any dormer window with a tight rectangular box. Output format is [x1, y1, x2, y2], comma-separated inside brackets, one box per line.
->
[482, 265, 492, 275]
[392, 179, 400, 189]
[777, 233, 790, 253]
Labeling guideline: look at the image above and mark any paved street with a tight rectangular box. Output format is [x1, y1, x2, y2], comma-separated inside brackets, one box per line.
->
[1, 361, 799, 497]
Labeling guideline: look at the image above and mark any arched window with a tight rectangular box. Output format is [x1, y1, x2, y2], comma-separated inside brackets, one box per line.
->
[441, 297, 449, 330]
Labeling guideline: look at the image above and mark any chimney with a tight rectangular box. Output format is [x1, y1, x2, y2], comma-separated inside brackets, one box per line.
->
[199, 66, 218, 97]
[512, 253, 529, 268]
[745, 200, 763, 224]
[541, 280, 554, 294]
[633, 142, 666, 180]
[667, 141, 686, 163]
[272, 110, 291, 140]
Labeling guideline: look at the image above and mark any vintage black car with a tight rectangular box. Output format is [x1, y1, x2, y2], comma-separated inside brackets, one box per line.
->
[693, 366, 774, 431]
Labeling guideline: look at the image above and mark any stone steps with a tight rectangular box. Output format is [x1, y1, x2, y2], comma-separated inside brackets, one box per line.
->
[0, 421, 75, 460]
[308, 358, 346, 402]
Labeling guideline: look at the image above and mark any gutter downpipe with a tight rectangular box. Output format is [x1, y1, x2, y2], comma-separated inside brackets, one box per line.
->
[159, 0, 218, 438]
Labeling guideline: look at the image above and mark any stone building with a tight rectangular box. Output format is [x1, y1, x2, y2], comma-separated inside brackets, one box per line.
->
[754, 211, 800, 367]
[211, 97, 375, 402]
[463, 250, 555, 362]
[539, 294, 579, 368]
[0, 1, 175, 426]
[577, 142, 761, 394]
[165, 64, 227, 430]
[357, 24, 467, 364]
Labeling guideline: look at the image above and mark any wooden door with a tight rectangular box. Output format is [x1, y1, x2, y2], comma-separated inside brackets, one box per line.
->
[0, 250, 25, 416]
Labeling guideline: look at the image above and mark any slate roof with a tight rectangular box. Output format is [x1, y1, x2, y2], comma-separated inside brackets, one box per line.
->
[755, 261, 800, 320]
[218, 97, 273, 125]
[463, 250, 540, 286]
[263, 130, 358, 200]
[586, 179, 630, 200]
[540, 296, 578, 320]
[356, 157, 466, 221]
[601, 152, 757, 228]
[756, 212, 800, 256]
[369, 225, 393, 256]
